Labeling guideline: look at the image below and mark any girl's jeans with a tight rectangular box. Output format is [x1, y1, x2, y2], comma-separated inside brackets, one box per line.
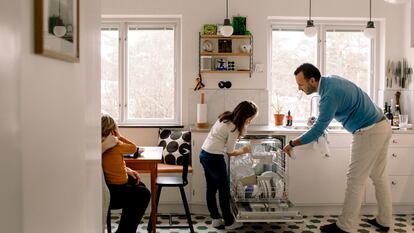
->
[199, 149, 235, 225]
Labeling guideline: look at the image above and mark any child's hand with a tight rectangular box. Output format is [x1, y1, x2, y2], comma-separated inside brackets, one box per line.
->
[112, 129, 120, 137]
[126, 167, 141, 184]
[242, 145, 251, 154]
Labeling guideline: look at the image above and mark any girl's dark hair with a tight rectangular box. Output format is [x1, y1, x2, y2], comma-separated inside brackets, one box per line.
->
[218, 101, 258, 136]
[294, 63, 321, 81]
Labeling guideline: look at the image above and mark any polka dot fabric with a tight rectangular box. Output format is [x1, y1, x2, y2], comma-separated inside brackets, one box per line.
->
[158, 129, 191, 165]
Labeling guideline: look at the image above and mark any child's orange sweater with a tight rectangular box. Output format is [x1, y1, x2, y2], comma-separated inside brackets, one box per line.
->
[102, 136, 137, 185]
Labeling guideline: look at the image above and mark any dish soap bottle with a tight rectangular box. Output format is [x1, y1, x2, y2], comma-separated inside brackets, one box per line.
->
[286, 110, 293, 126]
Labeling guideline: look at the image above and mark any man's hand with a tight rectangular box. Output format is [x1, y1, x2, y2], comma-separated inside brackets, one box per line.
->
[283, 144, 293, 157]
[126, 167, 141, 184]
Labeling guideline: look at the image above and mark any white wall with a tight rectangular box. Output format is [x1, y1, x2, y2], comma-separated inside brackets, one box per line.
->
[102, 0, 406, 138]
[0, 0, 22, 232]
[0, 0, 102, 232]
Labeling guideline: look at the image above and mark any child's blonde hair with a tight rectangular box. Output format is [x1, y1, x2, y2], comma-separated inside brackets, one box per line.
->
[101, 114, 117, 138]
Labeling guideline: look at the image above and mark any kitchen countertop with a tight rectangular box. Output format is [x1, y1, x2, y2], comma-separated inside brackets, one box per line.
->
[190, 124, 414, 134]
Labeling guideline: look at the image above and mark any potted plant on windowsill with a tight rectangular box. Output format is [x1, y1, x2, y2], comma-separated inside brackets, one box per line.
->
[272, 96, 285, 126]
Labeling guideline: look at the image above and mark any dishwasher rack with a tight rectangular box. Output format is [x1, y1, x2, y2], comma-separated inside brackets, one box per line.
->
[229, 135, 302, 222]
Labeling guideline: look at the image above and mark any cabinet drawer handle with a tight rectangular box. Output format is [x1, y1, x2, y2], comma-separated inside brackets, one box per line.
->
[392, 139, 398, 144]
[391, 181, 397, 185]
[324, 154, 330, 158]
[392, 153, 397, 158]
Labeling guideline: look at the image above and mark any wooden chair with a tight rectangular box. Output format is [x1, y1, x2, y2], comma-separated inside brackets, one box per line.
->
[147, 153, 194, 233]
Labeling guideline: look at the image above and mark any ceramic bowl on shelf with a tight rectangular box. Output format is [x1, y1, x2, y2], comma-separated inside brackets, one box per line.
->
[240, 44, 251, 53]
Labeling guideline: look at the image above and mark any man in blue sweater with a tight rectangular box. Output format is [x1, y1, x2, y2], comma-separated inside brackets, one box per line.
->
[283, 63, 392, 233]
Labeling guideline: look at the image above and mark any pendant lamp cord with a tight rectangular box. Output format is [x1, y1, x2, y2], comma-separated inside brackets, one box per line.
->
[309, 0, 312, 21]
[369, 0, 372, 21]
[226, 0, 229, 19]
[58, 0, 61, 17]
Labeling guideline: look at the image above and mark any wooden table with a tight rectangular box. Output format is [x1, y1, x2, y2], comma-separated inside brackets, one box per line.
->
[124, 146, 162, 233]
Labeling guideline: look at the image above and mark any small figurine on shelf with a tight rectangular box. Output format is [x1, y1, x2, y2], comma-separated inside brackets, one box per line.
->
[215, 58, 227, 71]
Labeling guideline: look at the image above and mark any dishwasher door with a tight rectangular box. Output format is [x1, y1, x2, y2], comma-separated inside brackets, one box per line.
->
[230, 135, 303, 222]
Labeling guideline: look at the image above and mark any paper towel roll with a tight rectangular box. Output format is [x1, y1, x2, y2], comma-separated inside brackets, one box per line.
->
[197, 104, 207, 123]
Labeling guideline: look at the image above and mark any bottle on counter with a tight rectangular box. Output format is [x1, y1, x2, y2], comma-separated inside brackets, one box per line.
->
[394, 91, 402, 126]
[383, 102, 388, 115]
[286, 110, 293, 126]
[385, 105, 394, 126]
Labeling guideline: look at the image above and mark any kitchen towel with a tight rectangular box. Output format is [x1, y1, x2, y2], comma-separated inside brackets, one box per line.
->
[312, 131, 330, 157]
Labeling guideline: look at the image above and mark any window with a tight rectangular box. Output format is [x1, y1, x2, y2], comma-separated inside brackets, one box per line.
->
[101, 19, 181, 125]
[270, 22, 375, 122]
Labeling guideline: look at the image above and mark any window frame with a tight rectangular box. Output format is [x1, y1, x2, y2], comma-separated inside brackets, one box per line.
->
[268, 19, 378, 123]
[101, 17, 182, 126]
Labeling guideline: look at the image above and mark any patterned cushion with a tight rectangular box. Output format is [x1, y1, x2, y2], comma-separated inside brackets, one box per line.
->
[157, 129, 191, 165]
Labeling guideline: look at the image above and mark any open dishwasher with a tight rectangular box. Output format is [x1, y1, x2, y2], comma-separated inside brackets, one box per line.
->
[229, 135, 303, 222]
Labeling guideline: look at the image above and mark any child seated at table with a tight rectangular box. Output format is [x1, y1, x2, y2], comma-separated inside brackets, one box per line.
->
[101, 114, 150, 233]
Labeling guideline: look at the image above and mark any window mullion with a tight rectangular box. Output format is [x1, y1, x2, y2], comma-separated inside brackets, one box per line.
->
[120, 22, 128, 123]
[319, 25, 326, 75]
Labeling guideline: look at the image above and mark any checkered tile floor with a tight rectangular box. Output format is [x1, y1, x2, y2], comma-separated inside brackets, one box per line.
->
[107, 213, 414, 232]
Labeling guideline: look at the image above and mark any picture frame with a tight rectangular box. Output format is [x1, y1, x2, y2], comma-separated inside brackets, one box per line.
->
[34, 0, 80, 62]
[218, 39, 232, 53]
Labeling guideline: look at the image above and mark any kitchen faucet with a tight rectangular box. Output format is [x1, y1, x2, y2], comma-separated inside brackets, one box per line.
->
[310, 95, 319, 118]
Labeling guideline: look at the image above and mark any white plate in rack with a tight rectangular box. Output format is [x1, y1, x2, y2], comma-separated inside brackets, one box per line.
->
[260, 171, 282, 198]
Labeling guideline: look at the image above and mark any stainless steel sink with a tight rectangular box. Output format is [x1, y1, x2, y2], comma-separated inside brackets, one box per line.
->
[327, 125, 345, 131]
[290, 125, 345, 131]
[291, 125, 310, 130]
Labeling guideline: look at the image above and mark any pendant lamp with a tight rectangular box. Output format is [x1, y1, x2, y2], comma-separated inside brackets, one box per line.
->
[220, 0, 234, 37]
[53, 0, 66, 37]
[304, 0, 317, 37]
[363, 0, 375, 38]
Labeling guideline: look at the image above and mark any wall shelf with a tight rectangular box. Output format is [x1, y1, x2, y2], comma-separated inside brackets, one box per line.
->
[200, 35, 252, 39]
[200, 52, 251, 56]
[200, 70, 251, 74]
[199, 33, 253, 77]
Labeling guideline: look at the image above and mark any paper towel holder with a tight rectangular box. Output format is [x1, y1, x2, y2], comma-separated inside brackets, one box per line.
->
[196, 92, 209, 129]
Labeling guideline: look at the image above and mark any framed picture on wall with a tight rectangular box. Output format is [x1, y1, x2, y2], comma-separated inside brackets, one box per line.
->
[34, 0, 80, 62]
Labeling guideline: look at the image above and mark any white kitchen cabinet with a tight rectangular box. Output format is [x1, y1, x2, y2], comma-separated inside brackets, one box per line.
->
[287, 133, 351, 205]
[288, 147, 349, 204]
[366, 133, 414, 204]
[190, 131, 208, 204]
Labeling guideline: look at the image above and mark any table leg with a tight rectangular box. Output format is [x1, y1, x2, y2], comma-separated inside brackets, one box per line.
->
[150, 165, 157, 233]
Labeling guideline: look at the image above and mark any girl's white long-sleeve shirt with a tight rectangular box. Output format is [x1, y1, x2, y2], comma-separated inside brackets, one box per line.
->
[201, 120, 240, 155]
